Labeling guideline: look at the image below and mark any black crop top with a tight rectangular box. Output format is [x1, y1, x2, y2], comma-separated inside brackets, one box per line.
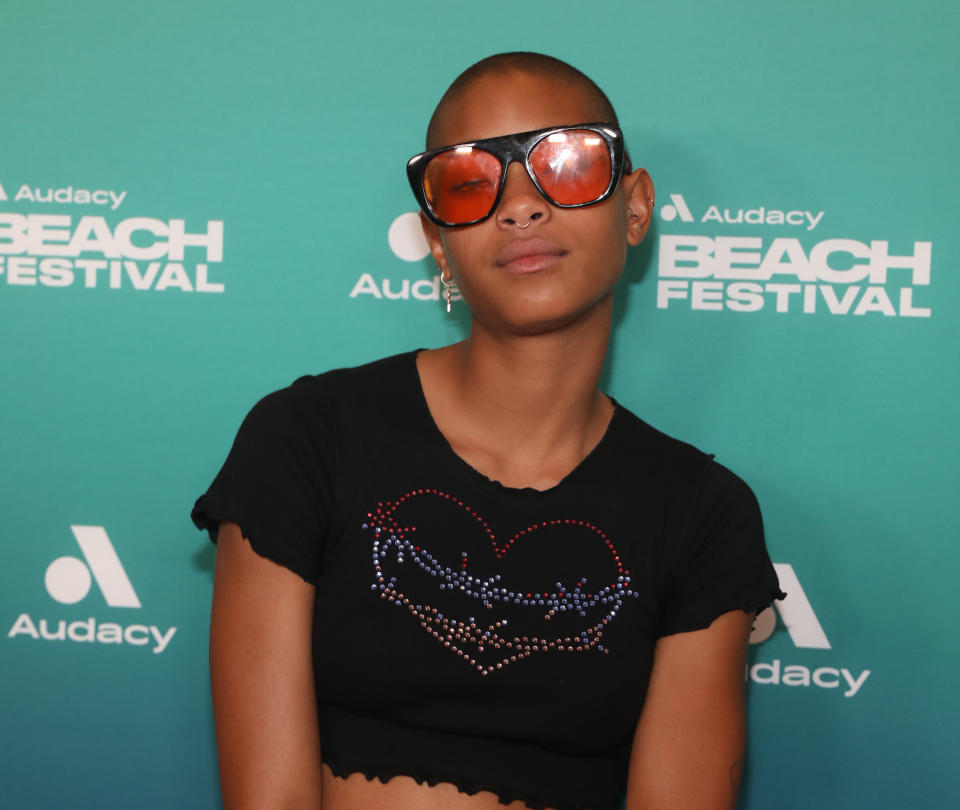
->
[191, 350, 783, 810]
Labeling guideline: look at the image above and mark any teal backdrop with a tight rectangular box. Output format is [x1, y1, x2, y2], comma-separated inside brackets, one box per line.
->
[2, 1, 958, 807]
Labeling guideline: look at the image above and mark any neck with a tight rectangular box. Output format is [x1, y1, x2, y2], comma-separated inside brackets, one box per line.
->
[418, 295, 615, 490]
[456, 298, 612, 421]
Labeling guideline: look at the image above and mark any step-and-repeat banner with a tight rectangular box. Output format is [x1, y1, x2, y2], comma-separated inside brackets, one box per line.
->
[2, 1, 957, 807]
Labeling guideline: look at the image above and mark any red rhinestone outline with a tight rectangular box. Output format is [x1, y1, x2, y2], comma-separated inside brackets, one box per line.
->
[366, 488, 637, 677]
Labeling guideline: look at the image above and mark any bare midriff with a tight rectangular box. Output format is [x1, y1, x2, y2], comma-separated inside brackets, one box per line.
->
[321, 764, 555, 810]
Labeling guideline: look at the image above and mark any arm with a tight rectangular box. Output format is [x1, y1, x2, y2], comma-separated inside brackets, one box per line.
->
[625, 609, 754, 810]
[210, 521, 323, 810]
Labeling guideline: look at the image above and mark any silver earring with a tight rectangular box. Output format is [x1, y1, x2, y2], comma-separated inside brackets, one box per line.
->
[440, 271, 457, 313]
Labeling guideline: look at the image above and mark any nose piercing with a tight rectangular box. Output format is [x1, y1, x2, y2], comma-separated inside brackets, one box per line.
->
[516, 222, 531, 229]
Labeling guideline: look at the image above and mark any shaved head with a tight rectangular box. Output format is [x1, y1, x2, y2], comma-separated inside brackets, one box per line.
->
[426, 52, 619, 149]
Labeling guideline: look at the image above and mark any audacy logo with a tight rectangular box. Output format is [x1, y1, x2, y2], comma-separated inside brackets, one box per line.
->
[656, 192, 932, 318]
[748, 563, 870, 698]
[45, 525, 141, 607]
[0, 179, 225, 293]
[7, 526, 176, 653]
[660, 193, 823, 230]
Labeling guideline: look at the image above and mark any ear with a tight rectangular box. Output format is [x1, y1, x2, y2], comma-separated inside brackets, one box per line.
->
[419, 211, 452, 279]
[622, 168, 655, 246]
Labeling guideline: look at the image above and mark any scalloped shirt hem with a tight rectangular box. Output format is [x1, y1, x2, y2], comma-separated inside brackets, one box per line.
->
[318, 705, 626, 810]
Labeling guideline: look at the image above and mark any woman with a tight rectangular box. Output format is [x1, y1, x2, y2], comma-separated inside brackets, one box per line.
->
[193, 52, 783, 810]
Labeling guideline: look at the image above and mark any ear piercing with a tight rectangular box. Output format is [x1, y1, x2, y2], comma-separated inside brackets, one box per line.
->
[440, 269, 457, 313]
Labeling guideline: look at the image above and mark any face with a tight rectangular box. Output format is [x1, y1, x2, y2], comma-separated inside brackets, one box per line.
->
[422, 69, 654, 336]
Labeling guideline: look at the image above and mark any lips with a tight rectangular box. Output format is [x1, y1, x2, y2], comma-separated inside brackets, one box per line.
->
[366, 488, 638, 677]
[494, 238, 567, 273]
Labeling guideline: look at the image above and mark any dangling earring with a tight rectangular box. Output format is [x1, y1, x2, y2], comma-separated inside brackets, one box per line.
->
[440, 269, 457, 313]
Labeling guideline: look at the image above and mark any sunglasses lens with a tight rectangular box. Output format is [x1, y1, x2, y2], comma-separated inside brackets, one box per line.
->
[529, 130, 613, 206]
[423, 147, 502, 225]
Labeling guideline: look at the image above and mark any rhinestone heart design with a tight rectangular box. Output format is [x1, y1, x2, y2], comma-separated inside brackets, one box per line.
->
[366, 487, 638, 676]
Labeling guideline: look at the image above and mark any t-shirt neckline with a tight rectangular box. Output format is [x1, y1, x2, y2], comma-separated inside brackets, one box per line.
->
[406, 348, 620, 497]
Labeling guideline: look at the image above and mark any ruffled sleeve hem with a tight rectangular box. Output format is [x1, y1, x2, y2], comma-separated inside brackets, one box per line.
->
[190, 494, 318, 585]
[657, 586, 787, 638]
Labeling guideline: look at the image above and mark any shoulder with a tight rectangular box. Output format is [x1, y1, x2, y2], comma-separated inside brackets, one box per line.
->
[609, 402, 713, 484]
[245, 350, 419, 426]
[607, 402, 760, 516]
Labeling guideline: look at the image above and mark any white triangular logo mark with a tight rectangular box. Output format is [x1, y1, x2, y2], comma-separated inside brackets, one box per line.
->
[70, 525, 141, 608]
[0, 180, 7, 201]
[44, 526, 142, 608]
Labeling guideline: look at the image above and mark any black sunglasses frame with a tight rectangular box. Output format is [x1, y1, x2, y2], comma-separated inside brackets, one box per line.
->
[407, 122, 627, 228]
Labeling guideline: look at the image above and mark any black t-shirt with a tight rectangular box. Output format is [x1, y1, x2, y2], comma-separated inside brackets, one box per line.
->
[192, 350, 783, 810]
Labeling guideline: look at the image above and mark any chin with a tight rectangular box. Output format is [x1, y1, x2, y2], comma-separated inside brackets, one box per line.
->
[463, 281, 616, 335]
[490, 299, 610, 337]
